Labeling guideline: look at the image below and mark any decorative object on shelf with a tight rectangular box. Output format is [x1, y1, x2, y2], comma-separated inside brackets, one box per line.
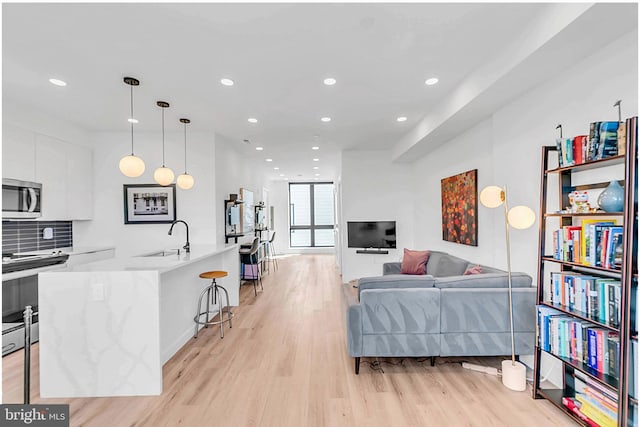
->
[568, 190, 596, 213]
[441, 169, 478, 246]
[153, 101, 175, 186]
[119, 77, 145, 177]
[176, 118, 194, 190]
[479, 185, 535, 391]
[597, 180, 625, 212]
[123, 184, 177, 224]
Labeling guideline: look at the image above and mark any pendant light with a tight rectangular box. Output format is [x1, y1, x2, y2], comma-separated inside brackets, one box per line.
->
[153, 101, 175, 186]
[177, 118, 195, 190]
[119, 77, 145, 177]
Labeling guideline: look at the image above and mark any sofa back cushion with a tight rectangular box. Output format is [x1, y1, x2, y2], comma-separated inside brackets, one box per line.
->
[426, 251, 469, 277]
[400, 249, 430, 275]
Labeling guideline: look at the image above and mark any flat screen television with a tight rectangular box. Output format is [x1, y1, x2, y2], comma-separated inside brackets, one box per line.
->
[347, 221, 396, 249]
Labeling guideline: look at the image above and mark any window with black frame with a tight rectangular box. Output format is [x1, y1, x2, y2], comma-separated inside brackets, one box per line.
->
[289, 182, 334, 247]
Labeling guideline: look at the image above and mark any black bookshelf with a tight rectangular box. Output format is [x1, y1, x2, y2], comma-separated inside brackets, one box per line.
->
[533, 117, 638, 427]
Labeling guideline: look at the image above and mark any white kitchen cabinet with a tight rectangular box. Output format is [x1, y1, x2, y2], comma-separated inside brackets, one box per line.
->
[2, 123, 36, 182]
[65, 144, 93, 220]
[35, 134, 93, 220]
[35, 135, 68, 220]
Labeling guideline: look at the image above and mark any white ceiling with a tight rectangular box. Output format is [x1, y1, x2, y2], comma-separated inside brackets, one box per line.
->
[3, 3, 553, 181]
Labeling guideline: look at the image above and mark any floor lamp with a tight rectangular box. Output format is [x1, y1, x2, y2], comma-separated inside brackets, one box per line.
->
[480, 185, 536, 391]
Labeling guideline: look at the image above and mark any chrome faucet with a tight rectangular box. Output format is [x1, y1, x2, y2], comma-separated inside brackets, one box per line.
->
[168, 220, 190, 253]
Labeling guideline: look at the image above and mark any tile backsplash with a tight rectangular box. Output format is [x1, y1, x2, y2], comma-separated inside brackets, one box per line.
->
[2, 221, 72, 254]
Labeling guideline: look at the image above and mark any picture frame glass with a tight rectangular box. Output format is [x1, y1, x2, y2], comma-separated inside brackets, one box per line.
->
[124, 184, 177, 224]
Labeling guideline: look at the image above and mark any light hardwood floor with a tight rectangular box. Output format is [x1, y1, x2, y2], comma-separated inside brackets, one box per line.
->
[2, 254, 575, 426]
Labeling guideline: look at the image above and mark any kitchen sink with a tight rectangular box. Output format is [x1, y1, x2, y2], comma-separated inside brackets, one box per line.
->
[143, 249, 181, 257]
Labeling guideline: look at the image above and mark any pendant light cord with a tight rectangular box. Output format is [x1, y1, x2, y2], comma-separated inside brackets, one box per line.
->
[130, 85, 134, 155]
[183, 122, 188, 173]
[161, 107, 166, 167]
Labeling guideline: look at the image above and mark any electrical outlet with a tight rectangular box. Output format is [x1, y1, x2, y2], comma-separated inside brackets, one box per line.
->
[91, 283, 104, 301]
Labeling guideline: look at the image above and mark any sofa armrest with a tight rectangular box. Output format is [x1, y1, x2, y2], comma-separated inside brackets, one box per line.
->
[433, 272, 532, 289]
[358, 274, 435, 299]
[360, 288, 440, 334]
[383, 262, 402, 275]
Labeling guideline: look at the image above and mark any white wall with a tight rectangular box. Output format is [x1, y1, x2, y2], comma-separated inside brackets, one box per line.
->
[412, 119, 496, 267]
[74, 130, 217, 257]
[214, 134, 270, 246]
[408, 28, 638, 281]
[340, 150, 415, 282]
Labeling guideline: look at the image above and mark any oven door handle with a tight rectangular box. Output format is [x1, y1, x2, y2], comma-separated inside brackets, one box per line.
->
[27, 188, 38, 212]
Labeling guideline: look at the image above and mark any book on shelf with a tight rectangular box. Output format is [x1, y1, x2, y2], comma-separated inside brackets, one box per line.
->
[562, 397, 600, 427]
[548, 273, 621, 327]
[552, 221, 620, 268]
[537, 306, 620, 378]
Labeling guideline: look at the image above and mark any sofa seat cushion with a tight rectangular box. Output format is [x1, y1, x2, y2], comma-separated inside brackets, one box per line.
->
[357, 274, 435, 299]
[434, 272, 532, 289]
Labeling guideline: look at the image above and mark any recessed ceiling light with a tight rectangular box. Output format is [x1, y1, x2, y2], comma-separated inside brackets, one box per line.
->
[279, 174, 285, 177]
[321, 117, 331, 122]
[396, 116, 407, 122]
[49, 78, 67, 87]
[313, 166, 319, 170]
[265, 158, 273, 162]
[425, 77, 439, 86]
[274, 167, 279, 170]
[220, 78, 234, 86]
[255, 146, 264, 151]
[323, 77, 336, 86]
[248, 118, 258, 124]
[128, 118, 139, 124]
[312, 146, 320, 150]
[313, 158, 319, 162]
[315, 173, 320, 177]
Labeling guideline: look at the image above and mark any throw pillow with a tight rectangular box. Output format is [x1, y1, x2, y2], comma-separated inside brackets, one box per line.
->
[463, 264, 483, 275]
[400, 249, 430, 275]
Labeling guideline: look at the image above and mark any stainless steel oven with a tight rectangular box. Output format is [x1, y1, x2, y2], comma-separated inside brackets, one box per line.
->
[2, 274, 39, 356]
[2, 253, 68, 356]
[2, 178, 42, 219]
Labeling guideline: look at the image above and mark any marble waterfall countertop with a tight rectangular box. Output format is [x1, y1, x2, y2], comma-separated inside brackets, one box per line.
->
[37, 243, 241, 398]
[62, 244, 239, 273]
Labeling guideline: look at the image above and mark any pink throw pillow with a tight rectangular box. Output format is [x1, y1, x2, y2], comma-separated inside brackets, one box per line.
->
[401, 249, 430, 275]
[464, 264, 483, 275]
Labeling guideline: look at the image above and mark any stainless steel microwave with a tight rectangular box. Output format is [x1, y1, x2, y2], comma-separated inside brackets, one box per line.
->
[2, 178, 42, 219]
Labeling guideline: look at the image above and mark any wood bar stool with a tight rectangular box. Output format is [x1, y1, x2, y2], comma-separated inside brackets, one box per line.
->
[194, 270, 233, 339]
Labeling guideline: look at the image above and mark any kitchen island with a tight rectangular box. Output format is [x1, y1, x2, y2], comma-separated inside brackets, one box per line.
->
[38, 244, 239, 398]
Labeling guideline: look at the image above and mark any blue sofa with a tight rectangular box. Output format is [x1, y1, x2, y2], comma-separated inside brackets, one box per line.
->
[345, 251, 536, 374]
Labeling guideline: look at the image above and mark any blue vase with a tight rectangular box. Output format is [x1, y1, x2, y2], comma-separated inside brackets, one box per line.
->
[597, 180, 625, 212]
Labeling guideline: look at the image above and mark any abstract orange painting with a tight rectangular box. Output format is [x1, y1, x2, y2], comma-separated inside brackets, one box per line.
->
[441, 169, 477, 246]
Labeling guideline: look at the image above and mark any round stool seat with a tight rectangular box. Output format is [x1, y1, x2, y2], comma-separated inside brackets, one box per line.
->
[199, 270, 228, 280]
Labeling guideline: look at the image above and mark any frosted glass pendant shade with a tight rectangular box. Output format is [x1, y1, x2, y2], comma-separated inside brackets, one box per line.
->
[177, 173, 194, 190]
[154, 167, 174, 186]
[119, 155, 145, 177]
[507, 205, 535, 229]
[480, 185, 504, 208]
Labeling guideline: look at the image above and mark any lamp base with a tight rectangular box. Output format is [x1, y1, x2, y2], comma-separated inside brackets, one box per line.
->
[501, 360, 527, 391]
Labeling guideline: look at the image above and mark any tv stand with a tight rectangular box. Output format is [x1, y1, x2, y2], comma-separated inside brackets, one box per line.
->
[356, 249, 389, 255]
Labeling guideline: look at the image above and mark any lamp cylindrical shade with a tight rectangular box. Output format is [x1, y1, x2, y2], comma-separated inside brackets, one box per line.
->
[154, 167, 174, 186]
[508, 205, 535, 229]
[480, 185, 504, 208]
[119, 155, 145, 178]
[177, 173, 194, 190]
